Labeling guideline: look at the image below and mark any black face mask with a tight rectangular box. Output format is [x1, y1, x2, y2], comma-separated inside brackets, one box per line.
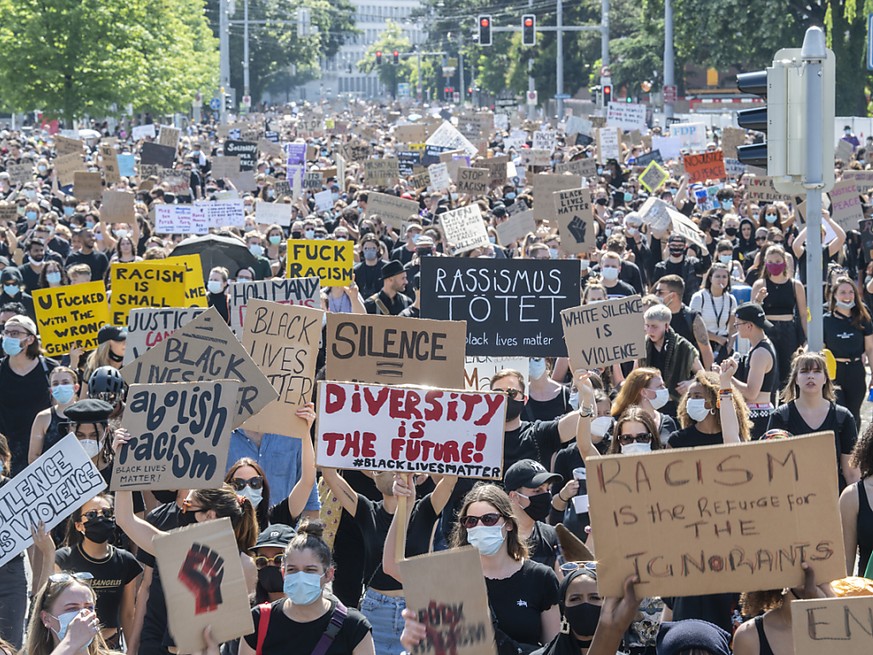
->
[724, 227, 738, 237]
[522, 492, 552, 522]
[178, 510, 198, 527]
[107, 350, 124, 363]
[152, 490, 177, 505]
[565, 603, 602, 638]
[291, 231, 302, 239]
[258, 566, 284, 594]
[668, 247, 685, 258]
[505, 398, 524, 421]
[83, 517, 116, 544]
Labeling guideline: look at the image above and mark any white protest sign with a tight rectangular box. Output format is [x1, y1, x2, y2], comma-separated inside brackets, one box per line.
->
[440, 204, 490, 253]
[194, 200, 246, 229]
[426, 122, 479, 158]
[316, 381, 506, 478]
[255, 202, 292, 226]
[607, 102, 647, 131]
[533, 130, 557, 151]
[670, 122, 707, 152]
[0, 434, 106, 567]
[428, 162, 451, 191]
[651, 135, 683, 161]
[124, 307, 207, 366]
[314, 189, 333, 212]
[132, 123, 156, 141]
[228, 277, 321, 335]
[155, 204, 207, 235]
[464, 356, 529, 391]
[597, 128, 622, 164]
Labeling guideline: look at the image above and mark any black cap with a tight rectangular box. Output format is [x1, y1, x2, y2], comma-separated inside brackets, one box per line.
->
[97, 325, 127, 344]
[65, 399, 114, 424]
[0, 267, 22, 283]
[381, 259, 405, 280]
[252, 524, 296, 550]
[735, 302, 773, 329]
[504, 459, 562, 491]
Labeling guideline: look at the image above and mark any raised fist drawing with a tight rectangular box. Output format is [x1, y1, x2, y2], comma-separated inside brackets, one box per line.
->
[178, 542, 225, 614]
[567, 216, 587, 244]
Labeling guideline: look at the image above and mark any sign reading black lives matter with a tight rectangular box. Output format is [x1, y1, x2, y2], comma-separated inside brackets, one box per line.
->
[0, 434, 106, 567]
[553, 187, 595, 254]
[420, 258, 580, 356]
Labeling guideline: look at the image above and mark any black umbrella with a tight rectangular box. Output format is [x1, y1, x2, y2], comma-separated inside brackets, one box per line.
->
[170, 234, 258, 280]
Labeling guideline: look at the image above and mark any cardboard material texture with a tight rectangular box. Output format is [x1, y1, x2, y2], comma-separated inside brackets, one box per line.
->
[840, 170, 873, 193]
[555, 157, 598, 178]
[640, 161, 670, 194]
[830, 179, 865, 232]
[228, 277, 320, 335]
[0, 434, 106, 567]
[745, 176, 792, 202]
[398, 547, 496, 655]
[671, 209, 708, 249]
[790, 596, 873, 655]
[483, 155, 508, 185]
[561, 296, 646, 368]
[284, 239, 354, 285]
[367, 192, 421, 229]
[439, 204, 490, 254]
[158, 125, 181, 148]
[73, 172, 102, 201]
[427, 162, 451, 191]
[124, 307, 207, 365]
[364, 158, 400, 187]
[420, 258, 581, 357]
[553, 187, 595, 253]
[101, 190, 136, 224]
[110, 262, 189, 326]
[121, 307, 278, 429]
[683, 150, 726, 184]
[533, 173, 583, 222]
[455, 167, 490, 195]
[33, 282, 110, 358]
[720, 127, 746, 159]
[587, 432, 846, 597]
[6, 162, 33, 185]
[55, 134, 83, 156]
[464, 356, 529, 391]
[254, 201, 292, 227]
[326, 313, 466, 388]
[316, 381, 506, 478]
[241, 300, 323, 437]
[112, 380, 239, 490]
[495, 209, 536, 246]
[154, 518, 254, 654]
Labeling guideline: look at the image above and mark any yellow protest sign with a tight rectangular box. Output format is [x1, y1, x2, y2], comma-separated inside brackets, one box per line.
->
[33, 282, 110, 357]
[285, 240, 353, 285]
[110, 262, 188, 326]
[640, 160, 670, 194]
[159, 255, 207, 308]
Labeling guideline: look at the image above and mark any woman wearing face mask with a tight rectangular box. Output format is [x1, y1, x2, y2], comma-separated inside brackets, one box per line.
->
[240, 520, 375, 655]
[525, 358, 573, 422]
[610, 368, 677, 446]
[249, 524, 297, 605]
[823, 277, 873, 428]
[26, 572, 108, 655]
[689, 263, 737, 363]
[206, 266, 230, 324]
[37, 260, 70, 289]
[751, 245, 807, 389]
[28, 366, 80, 463]
[758, 203, 786, 233]
[263, 223, 286, 274]
[533, 562, 605, 655]
[54, 494, 141, 649]
[667, 364, 749, 449]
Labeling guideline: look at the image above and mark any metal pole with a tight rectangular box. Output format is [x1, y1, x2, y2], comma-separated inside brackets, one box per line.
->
[243, 0, 250, 98]
[528, 0, 535, 119]
[417, 50, 423, 106]
[556, 0, 564, 118]
[459, 34, 465, 107]
[219, 0, 230, 124]
[663, 0, 674, 119]
[802, 26, 827, 350]
[601, 0, 609, 66]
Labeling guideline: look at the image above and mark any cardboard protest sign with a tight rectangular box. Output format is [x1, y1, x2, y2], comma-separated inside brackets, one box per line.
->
[121, 308, 278, 428]
[671, 209, 707, 249]
[455, 167, 490, 195]
[439, 204, 490, 254]
[110, 262, 189, 326]
[112, 380, 239, 490]
[154, 518, 253, 654]
[254, 201, 292, 227]
[553, 187, 595, 253]
[284, 239, 353, 285]
[73, 172, 103, 202]
[316, 381, 506, 478]
[6, 162, 33, 185]
[555, 157, 598, 178]
[607, 102, 647, 131]
[588, 432, 845, 597]
[720, 127, 746, 159]
[0, 434, 106, 567]
[367, 192, 421, 230]
[791, 596, 873, 655]
[364, 158, 400, 187]
[223, 140, 258, 171]
[533, 130, 557, 151]
[398, 547, 496, 655]
[533, 173, 583, 222]
[565, 115, 593, 137]
[420, 258, 581, 356]
[426, 121, 479, 158]
[33, 282, 110, 358]
[157, 125, 180, 148]
[745, 176, 792, 202]
[464, 356, 528, 391]
[241, 300, 323, 437]
[326, 313, 466, 388]
[0, 202, 16, 223]
[394, 123, 428, 144]
[495, 209, 536, 245]
[829, 179, 864, 231]
[101, 190, 136, 224]
[639, 161, 670, 194]
[635, 150, 663, 167]
[683, 150, 726, 184]
[124, 307, 206, 365]
[519, 149, 551, 168]
[561, 296, 645, 369]
[131, 124, 156, 141]
[840, 170, 873, 193]
[597, 128, 622, 164]
[482, 155, 508, 185]
[427, 162, 451, 191]
[228, 277, 320, 334]
[140, 142, 176, 169]
[55, 134, 83, 156]
[835, 138, 853, 162]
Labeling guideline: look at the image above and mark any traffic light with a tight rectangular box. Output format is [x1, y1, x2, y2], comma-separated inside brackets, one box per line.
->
[375, 50, 383, 65]
[522, 15, 536, 46]
[393, 50, 400, 65]
[224, 93, 233, 110]
[735, 70, 769, 168]
[478, 15, 492, 46]
[602, 84, 612, 106]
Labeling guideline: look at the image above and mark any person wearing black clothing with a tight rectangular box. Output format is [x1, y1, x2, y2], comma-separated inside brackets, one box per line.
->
[655, 274, 715, 370]
[206, 266, 231, 324]
[19, 238, 51, 294]
[354, 234, 386, 299]
[504, 459, 561, 571]
[652, 234, 710, 303]
[65, 228, 109, 282]
[596, 251, 637, 299]
[823, 277, 873, 428]
[364, 260, 411, 316]
[389, 224, 421, 265]
[839, 425, 873, 576]
[731, 302, 780, 439]
[0, 267, 35, 320]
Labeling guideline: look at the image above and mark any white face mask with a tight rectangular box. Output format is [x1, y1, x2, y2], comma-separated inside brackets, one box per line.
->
[238, 485, 263, 509]
[621, 442, 652, 455]
[686, 398, 711, 422]
[78, 437, 101, 459]
[529, 358, 547, 380]
[648, 387, 670, 410]
[590, 416, 613, 438]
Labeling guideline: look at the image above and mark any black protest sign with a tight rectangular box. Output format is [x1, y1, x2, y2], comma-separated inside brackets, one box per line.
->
[398, 151, 422, 176]
[420, 258, 581, 356]
[112, 379, 239, 490]
[223, 140, 258, 171]
[635, 149, 663, 166]
[140, 142, 177, 169]
[121, 307, 279, 428]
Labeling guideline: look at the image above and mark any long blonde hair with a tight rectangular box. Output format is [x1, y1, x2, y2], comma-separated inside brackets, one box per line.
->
[27, 578, 109, 655]
[611, 368, 661, 418]
[781, 351, 836, 403]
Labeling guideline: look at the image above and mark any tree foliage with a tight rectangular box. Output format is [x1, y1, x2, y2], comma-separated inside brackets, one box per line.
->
[0, 0, 218, 124]
[358, 22, 414, 98]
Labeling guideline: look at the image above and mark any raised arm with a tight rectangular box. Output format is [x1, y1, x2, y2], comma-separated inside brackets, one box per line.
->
[113, 429, 165, 555]
[319, 467, 359, 517]
[717, 359, 741, 443]
[285, 404, 317, 520]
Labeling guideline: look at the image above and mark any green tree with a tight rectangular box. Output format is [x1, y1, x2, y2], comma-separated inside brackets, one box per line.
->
[0, 0, 218, 125]
[358, 22, 413, 98]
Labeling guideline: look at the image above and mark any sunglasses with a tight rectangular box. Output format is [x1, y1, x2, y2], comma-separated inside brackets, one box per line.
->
[500, 388, 522, 400]
[560, 560, 598, 576]
[617, 432, 653, 445]
[82, 508, 114, 521]
[230, 476, 264, 491]
[461, 513, 503, 529]
[49, 571, 94, 585]
[755, 236, 768, 242]
[253, 554, 284, 570]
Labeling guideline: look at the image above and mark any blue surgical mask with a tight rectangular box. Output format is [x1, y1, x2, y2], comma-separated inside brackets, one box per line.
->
[719, 254, 732, 265]
[50, 610, 93, 646]
[549, 247, 559, 259]
[249, 244, 264, 257]
[624, 192, 633, 203]
[529, 358, 547, 380]
[268, 235, 282, 245]
[25, 211, 37, 221]
[722, 199, 733, 210]
[505, 192, 516, 200]
[3, 284, 19, 296]
[85, 220, 95, 229]
[52, 384, 76, 404]
[363, 248, 378, 261]
[466, 524, 505, 556]
[238, 485, 263, 509]
[46, 271, 62, 285]
[283, 570, 324, 605]
[304, 229, 315, 239]
[489, 235, 496, 244]
[2, 335, 23, 356]
[63, 207, 75, 216]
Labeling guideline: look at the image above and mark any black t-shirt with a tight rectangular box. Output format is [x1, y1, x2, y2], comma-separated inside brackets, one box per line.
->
[663, 593, 739, 634]
[267, 500, 299, 529]
[602, 279, 637, 299]
[767, 402, 857, 490]
[526, 522, 559, 569]
[353, 260, 384, 299]
[486, 559, 559, 648]
[523, 386, 570, 422]
[65, 250, 109, 281]
[55, 544, 141, 628]
[351, 495, 396, 591]
[0, 355, 54, 474]
[136, 502, 181, 655]
[244, 598, 371, 655]
[668, 425, 724, 449]
[504, 420, 563, 473]
[823, 312, 873, 359]
[550, 445, 589, 537]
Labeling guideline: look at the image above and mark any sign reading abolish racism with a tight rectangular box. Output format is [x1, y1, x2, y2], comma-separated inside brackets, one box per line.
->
[587, 433, 846, 597]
